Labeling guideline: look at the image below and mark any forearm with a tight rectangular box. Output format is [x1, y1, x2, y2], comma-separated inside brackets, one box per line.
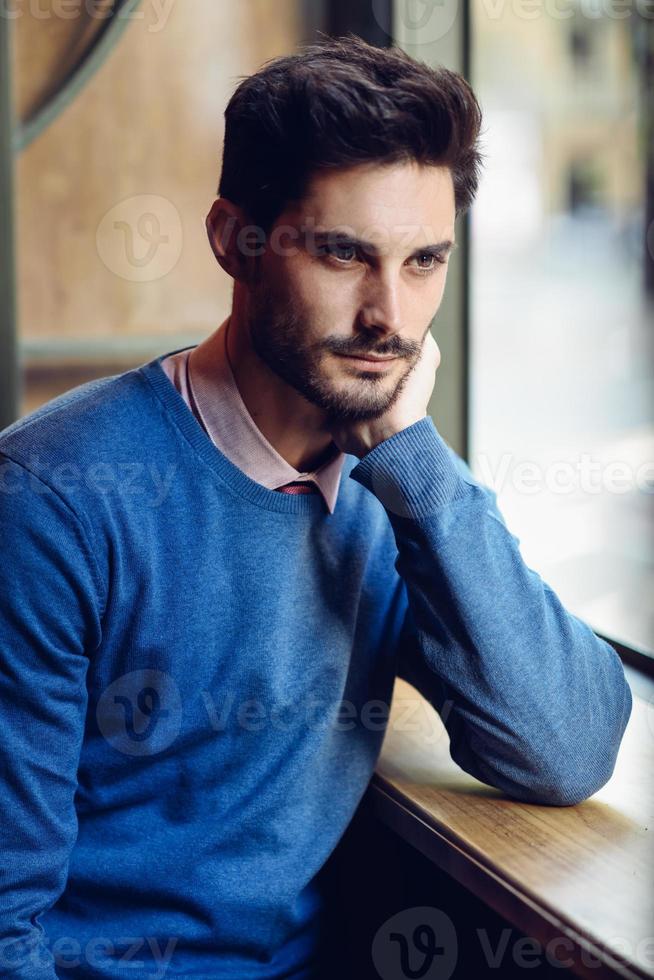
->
[349, 417, 633, 805]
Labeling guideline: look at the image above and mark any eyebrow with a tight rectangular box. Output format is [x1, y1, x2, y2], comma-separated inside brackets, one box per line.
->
[309, 230, 457, 258]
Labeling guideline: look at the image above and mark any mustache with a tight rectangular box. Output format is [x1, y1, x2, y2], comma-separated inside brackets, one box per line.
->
[247, 295, 425, 360]
[326, 341, 418, 359]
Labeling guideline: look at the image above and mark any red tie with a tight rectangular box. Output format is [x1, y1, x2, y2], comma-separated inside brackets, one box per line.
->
[275, 481, 319, 495]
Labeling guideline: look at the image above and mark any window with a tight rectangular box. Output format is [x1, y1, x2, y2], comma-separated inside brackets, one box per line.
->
[469, 3, 653, 657]
[7, 1, 309, 417]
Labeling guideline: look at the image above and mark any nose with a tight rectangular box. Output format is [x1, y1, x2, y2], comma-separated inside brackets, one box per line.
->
[357, 271, 403, 339]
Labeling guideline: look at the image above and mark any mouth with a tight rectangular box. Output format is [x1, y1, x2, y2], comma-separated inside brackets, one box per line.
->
[337, 353, 398, 371]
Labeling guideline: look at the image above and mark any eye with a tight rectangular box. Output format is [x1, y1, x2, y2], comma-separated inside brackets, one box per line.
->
[410, 252, 447, 274]
[321, 243, 358, 263]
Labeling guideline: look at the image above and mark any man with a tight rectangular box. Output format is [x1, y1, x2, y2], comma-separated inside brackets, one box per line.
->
[0, 33, 632, 980]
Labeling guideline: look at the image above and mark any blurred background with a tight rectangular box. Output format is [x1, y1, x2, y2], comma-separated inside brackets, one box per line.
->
[0, 0, 652, 670]
[468, 0, 654, 671]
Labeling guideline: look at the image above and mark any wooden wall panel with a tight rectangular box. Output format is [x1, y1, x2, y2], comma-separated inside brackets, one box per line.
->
[13, 0, 304, 355]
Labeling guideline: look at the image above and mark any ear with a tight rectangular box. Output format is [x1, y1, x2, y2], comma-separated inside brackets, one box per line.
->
[205, 198, 258, 282]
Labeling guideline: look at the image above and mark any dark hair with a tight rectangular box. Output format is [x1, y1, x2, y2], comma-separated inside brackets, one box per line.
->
[217, 33, 484, 234]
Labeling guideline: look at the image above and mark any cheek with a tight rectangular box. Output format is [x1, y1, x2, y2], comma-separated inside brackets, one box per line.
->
[314, 279, 359, 320]
[412, 272, 448, 319]
[399, 274, 448, 318]
[288, 259, 359, 325]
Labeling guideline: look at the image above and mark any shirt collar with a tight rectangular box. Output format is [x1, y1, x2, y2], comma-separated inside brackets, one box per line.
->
[187, 317, 346, 514]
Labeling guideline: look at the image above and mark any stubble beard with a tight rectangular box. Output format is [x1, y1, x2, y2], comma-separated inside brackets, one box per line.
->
[245, 281, 414, 425]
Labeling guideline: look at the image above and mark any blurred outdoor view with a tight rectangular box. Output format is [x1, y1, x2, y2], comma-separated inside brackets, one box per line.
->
[469, 4, 653, 655]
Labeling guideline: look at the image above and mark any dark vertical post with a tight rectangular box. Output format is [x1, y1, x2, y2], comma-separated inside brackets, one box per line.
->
[642, 17, 654, 298]
[0, 10, 19, 429]
[326, 0, 393, 46]
[394, 0, 471, 460]
[300, 0, 329, 44]
[301, 0, 393, 46]
[461, 0, 472, 464]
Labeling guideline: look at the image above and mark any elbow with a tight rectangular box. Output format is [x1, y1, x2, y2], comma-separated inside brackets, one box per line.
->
[472, 695, 633, 808]
[505, 688, 633, 807]
[478, 749, 622, 807]
[514, 762, 617, 807]
[450, 674, 634, 807]
[549, 705, 633, 805]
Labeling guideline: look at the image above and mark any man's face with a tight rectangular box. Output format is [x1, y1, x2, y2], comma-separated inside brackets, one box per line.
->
[244, 160, 456, 424]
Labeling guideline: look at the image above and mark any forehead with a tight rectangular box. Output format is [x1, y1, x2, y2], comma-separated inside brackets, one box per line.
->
[285, 160, 455, 242]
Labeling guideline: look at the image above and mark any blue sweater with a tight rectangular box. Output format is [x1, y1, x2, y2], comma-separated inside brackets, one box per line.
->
[0, 352, 632, 978]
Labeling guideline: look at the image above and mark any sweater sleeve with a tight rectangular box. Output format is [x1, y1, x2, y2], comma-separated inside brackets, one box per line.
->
[0, 454, 104, 978]
[348, 417, 633, 807]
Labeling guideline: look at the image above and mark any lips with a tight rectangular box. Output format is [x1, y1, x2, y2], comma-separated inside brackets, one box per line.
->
[342, 354, 396, 363]
[337, 353, 398, 373]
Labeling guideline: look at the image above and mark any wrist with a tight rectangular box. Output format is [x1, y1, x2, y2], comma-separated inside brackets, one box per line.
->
[361, 413, 428, 456]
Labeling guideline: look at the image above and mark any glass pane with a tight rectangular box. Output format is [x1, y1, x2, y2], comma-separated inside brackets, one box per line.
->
[469, 7, 653, 656]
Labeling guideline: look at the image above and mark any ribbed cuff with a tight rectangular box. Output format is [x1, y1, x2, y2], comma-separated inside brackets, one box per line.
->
[348, 416, 471, 519]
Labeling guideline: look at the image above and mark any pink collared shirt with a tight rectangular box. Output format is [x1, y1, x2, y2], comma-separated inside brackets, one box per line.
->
[160, 317, 346, 513]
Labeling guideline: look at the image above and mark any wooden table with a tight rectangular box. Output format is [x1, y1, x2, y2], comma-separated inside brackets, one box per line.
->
[369, 678, 654, 980]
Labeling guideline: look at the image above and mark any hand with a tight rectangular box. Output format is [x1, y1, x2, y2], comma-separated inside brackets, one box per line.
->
[328, 330, 441, 458]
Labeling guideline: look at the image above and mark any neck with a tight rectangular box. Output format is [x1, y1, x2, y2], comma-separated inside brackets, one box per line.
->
[225, 308, 338, 474]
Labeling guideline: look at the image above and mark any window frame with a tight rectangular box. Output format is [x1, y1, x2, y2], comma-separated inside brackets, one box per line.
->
[0, 12, 19, 432]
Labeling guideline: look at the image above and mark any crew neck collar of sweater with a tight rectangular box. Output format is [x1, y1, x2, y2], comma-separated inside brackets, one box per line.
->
[139, 350, 360, 517]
